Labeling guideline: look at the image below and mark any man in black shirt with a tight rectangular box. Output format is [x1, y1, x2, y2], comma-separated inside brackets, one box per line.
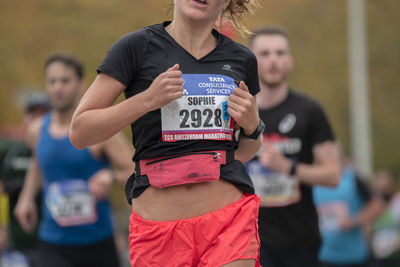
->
[247, 26, 341, 267]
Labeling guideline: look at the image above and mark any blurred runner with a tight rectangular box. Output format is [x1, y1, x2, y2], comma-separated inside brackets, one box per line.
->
[372, 169, 400, 267]
[314, 157, 386, 267]
[247, 25, 341, 267]
[14, 53, 134, 267]
[0, 92, 50, 267]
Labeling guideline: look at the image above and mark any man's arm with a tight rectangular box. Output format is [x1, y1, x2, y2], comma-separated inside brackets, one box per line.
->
[88, 132, 135, 199]
[341, 177, 387, 230]
[14, 118, 42, 233]
[102, 132, 135, 185]
[341, 197, 386, 230]
[295, 141, 341, 187]
[260, 141, 341, 187]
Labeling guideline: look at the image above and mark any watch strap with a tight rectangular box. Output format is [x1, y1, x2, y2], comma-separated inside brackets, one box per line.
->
[240, 119, 265, 140]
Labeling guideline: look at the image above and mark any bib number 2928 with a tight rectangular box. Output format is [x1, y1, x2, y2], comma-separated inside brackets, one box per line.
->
[179, 108, 222, 128]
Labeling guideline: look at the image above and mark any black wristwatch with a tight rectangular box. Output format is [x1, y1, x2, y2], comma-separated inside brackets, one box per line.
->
[240, 119, 265, 140]
[289, 160, 298, 176]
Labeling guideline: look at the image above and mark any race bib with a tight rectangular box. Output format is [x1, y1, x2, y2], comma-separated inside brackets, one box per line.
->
[45, 180, 97, 227]
[246, 160, 300, 207]
[373, 228, 400, 258]
[317, 201, 349, 233]
[0, 250, 29, 267]
[161, 74, 236, 142]
[373, 195, 400, 258]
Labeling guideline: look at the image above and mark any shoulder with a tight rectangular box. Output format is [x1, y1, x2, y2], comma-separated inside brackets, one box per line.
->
[289, 90, 325, 113]
[109, 23, 165, 49]
[220, 36, 256, 62]
[111, 26, 152, 49]
[122, 23, 160, 40]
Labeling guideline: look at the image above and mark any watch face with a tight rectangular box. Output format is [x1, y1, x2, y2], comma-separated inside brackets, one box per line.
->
[242, 120, 265, 140]
[254, 120, 265, 138]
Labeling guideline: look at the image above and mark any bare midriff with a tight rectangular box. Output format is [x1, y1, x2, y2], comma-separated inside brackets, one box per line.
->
[132, 179, 243, 221]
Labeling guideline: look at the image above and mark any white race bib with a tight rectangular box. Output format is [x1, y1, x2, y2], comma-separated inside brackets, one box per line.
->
[0, 250, 30, 267]
[246, 160, 300, 207]
[317, 201, 349, 233]
[161, 74, 236, 142]
[45, 180, 97, 227]
[373, 228, 400, 258]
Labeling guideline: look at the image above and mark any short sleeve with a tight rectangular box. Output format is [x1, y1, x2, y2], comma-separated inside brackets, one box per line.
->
[245, 52, 261, 96]
[308, 101, 335, 146]
[97, 30, 147, 87]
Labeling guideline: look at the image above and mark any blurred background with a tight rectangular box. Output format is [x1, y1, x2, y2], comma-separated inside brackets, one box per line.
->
[0, 0, 398, 174]
[0, 0, 399, 265]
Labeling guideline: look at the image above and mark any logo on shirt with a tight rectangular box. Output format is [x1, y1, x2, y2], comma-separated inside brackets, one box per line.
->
[265, 133, 302, 155]
[279, 113, 296, 134]
[222, 64, 233, 72]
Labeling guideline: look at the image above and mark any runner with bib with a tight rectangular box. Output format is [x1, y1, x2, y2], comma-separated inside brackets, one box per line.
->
[69, 0, 263, 266]
[0, 93, 50, 267]
[14, 54, 134, 267]
[247, 26, 341, 267]
[372, 169, 400, 267]
[314, 158, 387, 267]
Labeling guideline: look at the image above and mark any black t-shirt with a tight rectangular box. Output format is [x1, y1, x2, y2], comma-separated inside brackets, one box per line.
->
[246, 90, 334, 248]
[97, 21, 260, 161]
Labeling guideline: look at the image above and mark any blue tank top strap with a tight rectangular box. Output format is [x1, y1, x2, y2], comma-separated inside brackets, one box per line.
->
[40, 113, 52, 137]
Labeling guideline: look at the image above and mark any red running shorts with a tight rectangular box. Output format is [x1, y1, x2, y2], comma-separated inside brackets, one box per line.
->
[128, 193, 261, 267]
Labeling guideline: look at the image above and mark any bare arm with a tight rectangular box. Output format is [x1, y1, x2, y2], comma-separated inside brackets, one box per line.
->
[14, 118, 42, 233]
[102, 132, 135, 185]
[70, 65, 184, 149]
[229, 82, 262, 162]
[296, 141, 341, 187]
[349, 197, 386, 229]
[88, 132, 135, 199]
[18, 158, 42, 205]
[260, 141, 340, 187]
[340, 188, 387, 231]
[70, 73, 145, 149]
[235, 135, 263, 163]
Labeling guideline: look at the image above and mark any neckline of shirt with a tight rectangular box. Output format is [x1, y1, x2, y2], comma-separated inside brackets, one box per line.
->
[44, 113, 69, 141]
[159, 21, 223, 62]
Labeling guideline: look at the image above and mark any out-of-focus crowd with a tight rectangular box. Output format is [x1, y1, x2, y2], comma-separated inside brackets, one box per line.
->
[0, 25, 398, 267]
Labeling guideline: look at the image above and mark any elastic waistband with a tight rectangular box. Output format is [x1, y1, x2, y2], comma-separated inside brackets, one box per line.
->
[134, 150, 235, 176]
[131, 193, 259, 225]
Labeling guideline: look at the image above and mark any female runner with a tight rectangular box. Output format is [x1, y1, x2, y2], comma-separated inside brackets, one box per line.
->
[70, 0, 263, 266]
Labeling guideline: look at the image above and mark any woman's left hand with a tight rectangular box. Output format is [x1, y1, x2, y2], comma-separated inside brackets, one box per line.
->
[227, 81, 259, 135]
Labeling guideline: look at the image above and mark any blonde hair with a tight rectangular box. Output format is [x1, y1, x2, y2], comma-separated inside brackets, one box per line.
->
[221, 0, 260, 35]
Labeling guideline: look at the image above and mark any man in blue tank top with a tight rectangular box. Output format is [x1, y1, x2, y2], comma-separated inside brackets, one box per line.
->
[314, 157, 387, 267]
[13, 53, 134, 267]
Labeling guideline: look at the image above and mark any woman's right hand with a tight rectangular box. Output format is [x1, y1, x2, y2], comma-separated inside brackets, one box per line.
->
[143, 64, 184, 111]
